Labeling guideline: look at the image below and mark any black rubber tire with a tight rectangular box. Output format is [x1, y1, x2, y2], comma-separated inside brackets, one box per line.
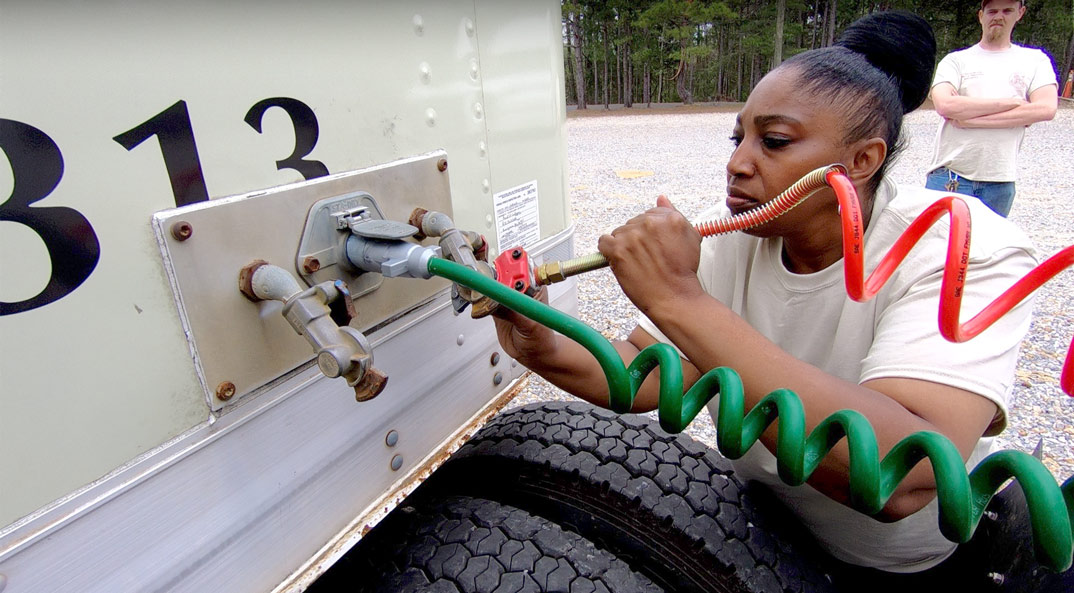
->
[319, 495, 664, 593]
[420, 402, 837, 593]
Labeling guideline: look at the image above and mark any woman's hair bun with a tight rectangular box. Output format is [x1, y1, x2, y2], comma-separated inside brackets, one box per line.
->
[835, 10, 936, 114]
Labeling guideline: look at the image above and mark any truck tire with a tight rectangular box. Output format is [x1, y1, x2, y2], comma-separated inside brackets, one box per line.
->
[323, 495, 663, 593]
[422, 402, 837, 593]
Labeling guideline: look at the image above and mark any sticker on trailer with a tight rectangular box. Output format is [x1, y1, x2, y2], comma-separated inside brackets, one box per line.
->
[493, 180, 540, 254]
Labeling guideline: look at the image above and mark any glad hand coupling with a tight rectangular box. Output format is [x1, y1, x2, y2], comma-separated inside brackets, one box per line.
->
[238, 205, 494, 399]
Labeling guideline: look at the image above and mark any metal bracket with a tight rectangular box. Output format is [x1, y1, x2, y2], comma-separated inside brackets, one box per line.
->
[296, 192, 388, 298]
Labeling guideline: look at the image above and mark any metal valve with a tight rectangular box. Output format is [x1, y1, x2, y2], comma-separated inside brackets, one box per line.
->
[239, 260, 387, 401]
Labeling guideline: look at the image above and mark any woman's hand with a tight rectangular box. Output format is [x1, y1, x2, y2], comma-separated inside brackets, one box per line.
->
[597, 195, 705, 317]
[491, 286, 558, 364]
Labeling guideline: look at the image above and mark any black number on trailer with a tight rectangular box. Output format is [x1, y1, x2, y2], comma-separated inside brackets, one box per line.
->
[1, 97, 327, 316]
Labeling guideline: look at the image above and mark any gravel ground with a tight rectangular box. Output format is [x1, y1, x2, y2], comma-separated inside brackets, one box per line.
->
[508, 103, 1074, 482]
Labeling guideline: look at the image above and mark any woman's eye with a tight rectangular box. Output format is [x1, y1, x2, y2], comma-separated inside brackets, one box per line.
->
[762, 136, 791, 149]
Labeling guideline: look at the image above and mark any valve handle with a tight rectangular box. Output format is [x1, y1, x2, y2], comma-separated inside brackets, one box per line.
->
[493, 247, 537, 296]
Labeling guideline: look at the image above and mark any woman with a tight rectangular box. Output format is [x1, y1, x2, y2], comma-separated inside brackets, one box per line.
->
[494, 11, 1042, 585]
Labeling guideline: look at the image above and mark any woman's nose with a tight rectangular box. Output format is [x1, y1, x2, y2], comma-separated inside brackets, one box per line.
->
[726, 145, 754, 178]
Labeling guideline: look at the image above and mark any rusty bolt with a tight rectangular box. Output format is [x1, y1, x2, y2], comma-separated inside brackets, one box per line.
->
[436, 158, 448, 172]
[216, 381, 236, 401]
[302, 256, 321, 274]
[408, 208, 429, 240]
[238, 259, 269, 302]
[171, 221, 193, 241]
[354, 367, 389, 402]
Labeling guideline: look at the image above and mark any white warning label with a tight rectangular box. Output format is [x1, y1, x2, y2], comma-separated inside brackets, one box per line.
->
[493, 180, 540, 254]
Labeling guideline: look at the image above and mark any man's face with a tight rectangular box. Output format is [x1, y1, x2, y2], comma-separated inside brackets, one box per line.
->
[978, 0, 1026, 43]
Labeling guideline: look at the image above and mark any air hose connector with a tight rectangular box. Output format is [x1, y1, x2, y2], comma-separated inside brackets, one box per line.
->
[533, 164, 847, 286]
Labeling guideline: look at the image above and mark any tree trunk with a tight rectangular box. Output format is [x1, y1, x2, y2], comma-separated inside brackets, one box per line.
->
[569, 11, 587, 109]
[810, 3, 818, 49]
[602, 21, 610, 108]
[623, 26, 634, 108]
[1062, 24, 1074, 91]
[675, 41, 693, 104]
[826, 0, 838, 47]
[644, 62, 651, 106]
[773, 0, 785, 67]
[736, 34, 743, 100]
[716, 26, 724, 98]
[657, 67, 663, 104]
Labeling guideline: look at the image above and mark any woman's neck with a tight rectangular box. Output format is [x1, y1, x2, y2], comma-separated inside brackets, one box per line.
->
[781, 184, 874, 274]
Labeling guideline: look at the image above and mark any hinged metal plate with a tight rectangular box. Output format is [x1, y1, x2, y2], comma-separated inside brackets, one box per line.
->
[153, 152, 453, 410]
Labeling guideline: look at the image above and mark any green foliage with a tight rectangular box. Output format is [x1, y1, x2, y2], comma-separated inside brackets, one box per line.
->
[563, 1, 1074, 106]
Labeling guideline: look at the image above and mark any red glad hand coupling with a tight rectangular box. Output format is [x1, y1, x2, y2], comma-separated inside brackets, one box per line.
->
[494, 247, 537, 296]
[825, 170, 1074, 396]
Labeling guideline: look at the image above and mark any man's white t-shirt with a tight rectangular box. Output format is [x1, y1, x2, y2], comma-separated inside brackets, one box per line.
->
[638, 178, 1038, 572]
[929, 43, 1057, 182]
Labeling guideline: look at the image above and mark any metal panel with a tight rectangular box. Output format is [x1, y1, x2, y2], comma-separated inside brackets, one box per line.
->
[0, 233, 577, 593]
[153, 152, 452, 408]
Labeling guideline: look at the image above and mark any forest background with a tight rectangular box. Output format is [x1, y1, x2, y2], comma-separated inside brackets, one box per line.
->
[562, 0, 1074, 108]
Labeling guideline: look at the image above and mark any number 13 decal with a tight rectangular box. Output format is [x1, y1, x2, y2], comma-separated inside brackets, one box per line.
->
[2, 97, 329, 316]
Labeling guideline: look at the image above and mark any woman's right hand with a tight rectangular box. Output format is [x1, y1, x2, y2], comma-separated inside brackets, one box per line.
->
[491, 286, 557, 365]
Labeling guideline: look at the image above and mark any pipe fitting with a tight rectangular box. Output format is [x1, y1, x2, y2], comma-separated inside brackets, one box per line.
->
[344, 236, 439, 279]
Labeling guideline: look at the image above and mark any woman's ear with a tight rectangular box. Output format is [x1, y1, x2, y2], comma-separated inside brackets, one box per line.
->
[846, 137, 887, 183]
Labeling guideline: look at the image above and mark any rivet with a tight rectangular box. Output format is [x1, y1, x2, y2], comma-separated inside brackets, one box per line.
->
[513, 281, 524, 291]
[469, 59, 480, 81]
[478, 141, 487, 158]
[390, 454, 404, 471]
[0, 573, 7, 592]
[485, 214, 493, 228]
[425, 108, 437, 127]
[419, 62, 431, 83]
[482, 179, 490, 193]
[437, 158, 448, 172]
[171, 221, 193, 241]
[473, 102, 484, 120]
[457, 334, 465, 346]
[493, 371, 503, 386]
[412, 14, 424, 35]
[511, 359, 518, 368]
[216, 381, 236, 401]
[464, 18, 474, 37]
[490, 352, 500, 366]
[385, 430, 399, 447]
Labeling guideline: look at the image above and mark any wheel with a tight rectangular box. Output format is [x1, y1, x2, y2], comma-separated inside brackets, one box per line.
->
[313, 495, 663, 593]
[421, 402, 837, 593]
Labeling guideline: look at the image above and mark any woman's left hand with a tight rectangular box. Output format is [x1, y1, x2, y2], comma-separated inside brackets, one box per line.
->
[597, 195, 705, 317]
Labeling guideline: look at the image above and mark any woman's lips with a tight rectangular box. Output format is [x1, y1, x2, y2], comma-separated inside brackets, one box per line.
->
[726, 195, 758, 215]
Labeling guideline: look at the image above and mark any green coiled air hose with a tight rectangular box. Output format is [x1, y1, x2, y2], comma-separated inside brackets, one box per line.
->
[426, 257, 1074, 573]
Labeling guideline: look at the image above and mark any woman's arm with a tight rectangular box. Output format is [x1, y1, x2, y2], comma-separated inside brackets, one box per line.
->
[492, 291, 701, 414]
[599, 196, 1004, 521]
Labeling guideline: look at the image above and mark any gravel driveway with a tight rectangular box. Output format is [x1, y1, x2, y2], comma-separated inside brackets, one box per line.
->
[509, 104, 1074, 482]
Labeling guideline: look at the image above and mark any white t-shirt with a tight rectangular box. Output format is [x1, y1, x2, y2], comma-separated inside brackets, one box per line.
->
[929, 43, 1058, 182]
[638, 178, 1038, 572]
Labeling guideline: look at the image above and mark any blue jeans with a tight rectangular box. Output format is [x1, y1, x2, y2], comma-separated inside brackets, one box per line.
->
[925, 167, 1016, 217]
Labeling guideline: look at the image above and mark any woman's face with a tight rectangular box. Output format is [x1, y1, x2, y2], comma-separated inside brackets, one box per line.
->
[726, 67, 859, 239]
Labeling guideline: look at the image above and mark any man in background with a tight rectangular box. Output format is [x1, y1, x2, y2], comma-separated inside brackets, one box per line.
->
[926, 0, 1058, 217]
